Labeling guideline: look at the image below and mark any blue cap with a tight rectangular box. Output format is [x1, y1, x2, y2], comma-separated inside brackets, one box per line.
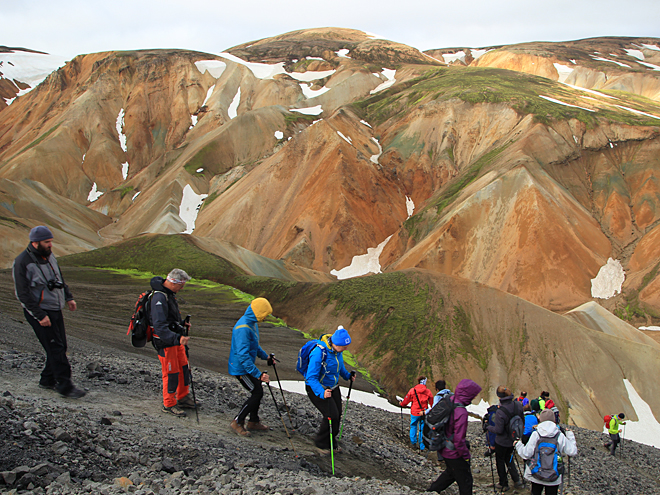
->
[332, 325, 351, 346]
[29, 225, 54, 242]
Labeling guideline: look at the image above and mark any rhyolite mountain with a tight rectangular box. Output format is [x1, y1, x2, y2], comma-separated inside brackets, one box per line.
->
[1, 29, 660, 433]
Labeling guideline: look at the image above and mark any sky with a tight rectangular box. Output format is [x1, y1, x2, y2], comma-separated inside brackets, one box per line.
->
[2, 0, 659, 60]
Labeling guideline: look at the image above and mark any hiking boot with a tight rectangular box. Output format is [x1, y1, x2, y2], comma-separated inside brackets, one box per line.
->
[495, 484, 509, 492]
[246, 421, 268, 431]
[484, 449, 494, 457]
[230, 420, 250, 437]
[61, 387, 86, 399]
[177, 394, 201, 409]
[38, 382, 56, 391]
[514, 481, 524, 489]
[162, 405, 187, 417]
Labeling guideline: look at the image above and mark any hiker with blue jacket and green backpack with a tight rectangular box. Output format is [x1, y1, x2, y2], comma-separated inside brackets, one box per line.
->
[515, 408, 577, 495]
[302, 326, 355, 452]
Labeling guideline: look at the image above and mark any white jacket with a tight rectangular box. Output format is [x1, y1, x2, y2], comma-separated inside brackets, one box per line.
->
[515, 421, 578, 486]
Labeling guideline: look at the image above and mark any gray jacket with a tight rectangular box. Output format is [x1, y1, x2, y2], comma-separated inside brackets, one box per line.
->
[487, 394, 523, 447]
[13, 244, 72, 320]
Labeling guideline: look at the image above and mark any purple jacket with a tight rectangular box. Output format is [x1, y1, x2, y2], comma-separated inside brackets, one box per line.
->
[441, 379, 482, 460]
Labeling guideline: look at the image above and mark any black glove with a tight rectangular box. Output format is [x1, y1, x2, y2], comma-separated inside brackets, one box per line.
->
[267, 354, 276, 366]
[350, 370, 357, 378]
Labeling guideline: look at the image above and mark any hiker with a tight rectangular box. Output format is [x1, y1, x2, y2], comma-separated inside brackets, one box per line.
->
[400, 376, 434, 450]
[482, 404, 498, 457]
[516, 391, 529, 407]
[12, 226, 86, 398]
[522, 404, 539, 445]
[150, 269, 198, 417]
[428, 379, 482, 495]
[487, 386, 524, 491]
[304, 326, 355, 452]
[515, 408, 577, 495]
[545, 399, 560, 424]
[228, 298, 273, 436]
[531, 391, 550, 412]
[431, 380, 453, 408]
[604, 413, 626, 456]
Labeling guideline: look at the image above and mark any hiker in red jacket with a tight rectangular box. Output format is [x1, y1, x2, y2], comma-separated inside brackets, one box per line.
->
[400, 376, 434, 450]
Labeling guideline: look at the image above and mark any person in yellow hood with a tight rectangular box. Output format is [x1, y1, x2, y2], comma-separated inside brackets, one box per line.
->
[228, 298, 273, 437]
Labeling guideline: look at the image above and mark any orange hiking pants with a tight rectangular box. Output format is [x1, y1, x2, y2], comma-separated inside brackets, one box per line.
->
[158, 344, 190, 407]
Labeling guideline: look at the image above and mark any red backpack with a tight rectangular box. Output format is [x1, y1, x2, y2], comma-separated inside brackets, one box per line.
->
[603, 414, 613, 427]
[127, 291, 155, 347]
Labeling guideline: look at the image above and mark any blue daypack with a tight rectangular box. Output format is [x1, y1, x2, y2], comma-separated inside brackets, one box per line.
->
[530, 431, 564, 482]
[296, 336, 328, 376]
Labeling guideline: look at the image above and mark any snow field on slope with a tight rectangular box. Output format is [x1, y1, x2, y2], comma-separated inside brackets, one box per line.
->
[215, 52, 335, 81]
[87, 183, 103, 202]
[370, 69, 396, 94]
[331, 235, 392, 280]
[608, 379, 660, 449]
[228, 87, 240, 119]
[179, 184, 207, 234]
[591, 258, 625, 299]
[0, 51, 66, 100]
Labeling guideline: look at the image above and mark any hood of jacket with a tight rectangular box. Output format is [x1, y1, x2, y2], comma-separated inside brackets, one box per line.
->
[454, 379, 482, 405]
[535, 420, 560, 437]
[240, 304, 258, 324]
[150, 276, 171, 294]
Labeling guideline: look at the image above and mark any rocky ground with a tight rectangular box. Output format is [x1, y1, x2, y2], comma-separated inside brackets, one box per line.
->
[1, 312, 660, 494]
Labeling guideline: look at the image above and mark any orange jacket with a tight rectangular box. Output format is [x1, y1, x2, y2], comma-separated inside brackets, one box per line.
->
[400, 383, 434, 416]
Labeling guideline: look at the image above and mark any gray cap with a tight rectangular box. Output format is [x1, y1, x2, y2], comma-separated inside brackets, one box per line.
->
[29, 226, 54, 242]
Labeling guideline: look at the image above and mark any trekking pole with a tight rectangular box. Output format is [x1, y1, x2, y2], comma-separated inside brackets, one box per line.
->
[328, 417, 335, 475]
[621, 424, 625, 458]
[338, 371, 355, 441]
[485, 432, 496, 494]
[183, 316, 199, 424]
[269, 354, 295, 429]
[396, 395, 404, 438]
[266, 383, 298, 457]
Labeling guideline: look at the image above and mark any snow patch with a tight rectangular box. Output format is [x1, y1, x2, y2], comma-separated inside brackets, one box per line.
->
[370, 137, 382, 164]
[217, 52, 285, 79]
[299, 83, 331, 98]
[196, 168, 204, 173]
[287, 70, 336, 82]
[121, 163, 129, 180]
[370, 69, 396, 94]
[290, 105, 323, 116]
[539, 95, 594, 112]
[570, 59, 577, 64]
[131, 191, 140, 201]
[442, 51, 466, 64]
[274, 131, 284, 140]
[306, 57, 324, 61]
[87, 183, 103, 202]
[406, 196, 415, 218]
[625, 49, 645, 60]
[591, 55, 631, 68]
[615, 105, 660, 120]
[639, 326, 660, 331]
[179, 184, 208, 234]
[81, 153, 86, 164]
[471, 49, 491, 60]
[0, 51, 66, 96]
[336, 49, 351, 58]
[553, 63, 574, 83]
[202, 85, 215, 106]
[591, 258, 625, 299]
[563, 83, 618, 99]
[337, 131, 352, 144]
[331, 235, 392, 280]
[621, 379, 660, 449]
[228, 87, 240, 119]
[360, 120, 372, 128]
[637, 61, 660, 71]
[189, 115, 197, 130]
[116, 109, 127, 152]
[194, 60, 226, 79]
[642, 44, 660, 51]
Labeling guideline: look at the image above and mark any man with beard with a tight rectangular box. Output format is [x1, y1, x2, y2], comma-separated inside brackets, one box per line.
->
[12, 226, 86, 398]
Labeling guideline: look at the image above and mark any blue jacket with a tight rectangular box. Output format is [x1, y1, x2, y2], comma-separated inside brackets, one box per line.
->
[228, 305, 268, 379]
[305, 335, 351, 398]
[524, 411, 538, 435]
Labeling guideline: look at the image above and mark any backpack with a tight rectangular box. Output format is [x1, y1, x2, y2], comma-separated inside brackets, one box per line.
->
[529, 431, 564, 482]
[126, 291, 155, 348]
[296, 335, 329, 376]
[422, 396, 466, 451]
[482, 404, 498, 447]
[530, 398, 541, 412]
[603, 414, 613, 428]
[502, 402, 524, 442]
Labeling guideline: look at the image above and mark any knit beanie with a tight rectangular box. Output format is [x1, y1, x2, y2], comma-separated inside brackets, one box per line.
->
[250, 298, 272, 321]
[29, 225, 54, 242]
[539, 409, 556, 423]
[332, 325, 351, 346]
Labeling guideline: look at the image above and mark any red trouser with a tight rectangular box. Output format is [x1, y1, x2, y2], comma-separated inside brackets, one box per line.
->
[158, 345, 190, 407]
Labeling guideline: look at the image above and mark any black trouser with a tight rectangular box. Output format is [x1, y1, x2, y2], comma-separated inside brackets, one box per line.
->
[25, 309, 73, 394]
[429, 457, 473, 495]
[306, 385, 341, 449]
[235, 374, 263, 424]
[531, 483, 559, 495]
[495, 443, 520, 487]
[608, 432, 620, 455]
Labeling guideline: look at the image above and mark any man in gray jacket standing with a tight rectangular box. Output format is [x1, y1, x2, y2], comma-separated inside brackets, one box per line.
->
[12, 226, 85, 398]
[488, 386, 523, 492]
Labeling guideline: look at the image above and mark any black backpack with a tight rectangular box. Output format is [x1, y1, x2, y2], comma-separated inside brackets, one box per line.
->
[502, 401, 524, 442]
[126, 291, 156, 347]
[422, 395, 465, 451]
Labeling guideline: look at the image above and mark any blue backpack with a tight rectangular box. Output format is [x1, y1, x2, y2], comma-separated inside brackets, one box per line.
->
[530, 432, 564, 482]
[296, 337, 328, 376]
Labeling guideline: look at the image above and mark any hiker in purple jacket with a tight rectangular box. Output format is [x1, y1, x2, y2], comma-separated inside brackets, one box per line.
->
[429, 379, 482, 495]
